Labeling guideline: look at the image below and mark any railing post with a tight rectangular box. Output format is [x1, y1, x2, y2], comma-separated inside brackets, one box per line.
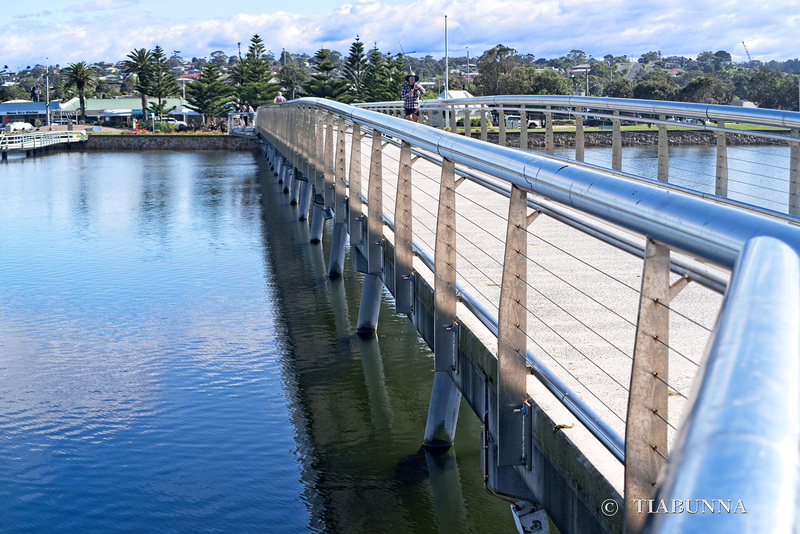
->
[367, 130, 384, 275]
[324, 112, 335, 208]
[310, 109, 326, 243]
[437, 106, 445, 130]
[424, 156, 461, 448]
[328, 116, 349, 278]
[499, 108, 507, 146]
[519, 105, 528, 151]
[657, 114, 669, 182]
[434, 157, 458, 373]
[612, 110, 622, 171]
[575, 110, 584, 162]
[464, 105, 471, 137]
[349, 123, 363, 246]
[544, 106, 554, 155]
[356, 129, 386, 337]
[789, 129, 800, 217]
[715, 120, 728, 197]
[625, 239, 688, 533]
[497, 185, 534, 467]
[480, 106, 488, 142]
[394, 141, 414, 314]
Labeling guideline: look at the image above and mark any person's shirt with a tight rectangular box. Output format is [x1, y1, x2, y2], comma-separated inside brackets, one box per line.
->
[274, 95, 286, 103]
[401, 83, 425, 110]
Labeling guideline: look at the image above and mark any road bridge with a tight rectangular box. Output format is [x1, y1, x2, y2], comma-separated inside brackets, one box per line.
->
[255, 97, 800, 534]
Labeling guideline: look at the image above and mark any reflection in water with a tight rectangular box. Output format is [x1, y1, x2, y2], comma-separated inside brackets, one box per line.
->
[256, 157, 516, 533]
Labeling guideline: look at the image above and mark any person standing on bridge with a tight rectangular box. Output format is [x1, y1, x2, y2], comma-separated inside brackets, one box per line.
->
[274, 92, 286, 104]
[401, 74, 425, 122]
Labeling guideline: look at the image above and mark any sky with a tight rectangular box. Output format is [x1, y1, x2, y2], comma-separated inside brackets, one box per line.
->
[1, 0, 799, 70]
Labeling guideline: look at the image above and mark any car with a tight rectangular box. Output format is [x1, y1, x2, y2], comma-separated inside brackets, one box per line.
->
[3, 121, 34, 133]
[159, 117, 188, 129]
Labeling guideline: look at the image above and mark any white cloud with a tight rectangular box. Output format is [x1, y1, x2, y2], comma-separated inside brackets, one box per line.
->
[2, 0, 800, 69]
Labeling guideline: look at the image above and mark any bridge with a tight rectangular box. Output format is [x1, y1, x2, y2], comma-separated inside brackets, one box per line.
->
[255, 96, 800, 534]
[1, 130, 87, 160]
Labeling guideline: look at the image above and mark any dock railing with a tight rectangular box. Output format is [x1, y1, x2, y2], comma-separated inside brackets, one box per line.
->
[0, 130, 87, 153]
[256, 97, 800, 533]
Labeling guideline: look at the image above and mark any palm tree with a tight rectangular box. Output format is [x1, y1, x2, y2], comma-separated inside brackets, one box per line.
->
[64, 62, 97, 122]
[123, 48, 153, 120]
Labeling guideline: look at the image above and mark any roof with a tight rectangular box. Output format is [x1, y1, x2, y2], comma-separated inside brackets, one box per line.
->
[59, 96, 189, 113]
[0, 100, 60, 113]
[436, 90, 474, 99]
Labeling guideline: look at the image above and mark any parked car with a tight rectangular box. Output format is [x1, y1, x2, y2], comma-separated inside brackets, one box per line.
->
[53, 118, 77, 125]
[158, 117, 188, 130]
[3, 121, 34, 133]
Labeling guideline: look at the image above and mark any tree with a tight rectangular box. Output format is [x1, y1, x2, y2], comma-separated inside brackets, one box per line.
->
[639, 51, 659, 64]
[303, 48, 353, 102]
[678, 76, 733, 104]
[210, 51, 228, 67]
[362, 46, 393, 102]
[531, 69, 571, 95]
[63, 61, 97, 122]
[633, 72, 678, 101]
[343, 36, 368, 100]
[474, 44, 520, 96]
[185, 64, 234, 124]
[605, 79, 633, 98]
[146, 45, 180, 119]
[239, 34, 280, 107]
[278, 62, 308, 99]
[123, 48, 153, 120]
[749, 66, 799, 110]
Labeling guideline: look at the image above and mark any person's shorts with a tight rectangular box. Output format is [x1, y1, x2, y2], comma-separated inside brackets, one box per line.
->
[404, 108, 419, 116]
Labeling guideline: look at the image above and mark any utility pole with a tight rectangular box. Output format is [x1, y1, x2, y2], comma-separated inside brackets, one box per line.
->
[444, 15, 449, 97]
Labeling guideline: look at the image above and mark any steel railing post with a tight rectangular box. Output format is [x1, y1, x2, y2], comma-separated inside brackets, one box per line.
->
[367, 130, 384, 275]
[480, 106, 488, 142]
[324, 112, 335, 208]
[519, 105, 528, 151]
[575, 109, 585, 162]
[499, 108, 507, 147]
[545, 106, 554, 155]
[328, 115, 349, 277]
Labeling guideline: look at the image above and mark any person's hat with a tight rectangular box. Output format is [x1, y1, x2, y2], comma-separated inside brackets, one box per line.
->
[405, 73, 418, 82]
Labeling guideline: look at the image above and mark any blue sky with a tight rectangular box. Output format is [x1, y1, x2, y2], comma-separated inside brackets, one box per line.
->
[2, 0, 799, 69]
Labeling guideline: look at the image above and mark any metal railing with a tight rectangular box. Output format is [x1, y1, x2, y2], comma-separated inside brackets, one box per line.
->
[0, 130, 87, 152]
[357, 95, 800, 219]
[256, 97, 800, 533]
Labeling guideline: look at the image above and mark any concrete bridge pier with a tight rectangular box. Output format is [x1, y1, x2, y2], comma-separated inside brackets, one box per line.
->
[356, 273, 383, 336]
[328, 221, 347, 278]
[289, 173, 301, 205]
[2, 151, 7, 162]
[298, 181, 312, 221]
[309, 201, 326, 244]
[282, 159, 292, 193]
[423, 371, 462, 447]
[275, 156, 284, 182]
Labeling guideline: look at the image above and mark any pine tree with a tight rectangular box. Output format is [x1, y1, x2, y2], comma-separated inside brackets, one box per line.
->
[185, 64, 234, 124]
[146, 45, 180, 119]
[302, 48, 352, 102]
[235, 34, 281, 108]
[343, 36, 367, 100]
[362, 46, 392, 102]
[122, 48, 153, 120]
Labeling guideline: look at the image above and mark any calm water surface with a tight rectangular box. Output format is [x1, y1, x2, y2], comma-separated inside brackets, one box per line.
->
[0, 150, 515, 533]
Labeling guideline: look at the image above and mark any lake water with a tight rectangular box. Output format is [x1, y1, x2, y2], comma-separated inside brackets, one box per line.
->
[0, 150, 514, 533]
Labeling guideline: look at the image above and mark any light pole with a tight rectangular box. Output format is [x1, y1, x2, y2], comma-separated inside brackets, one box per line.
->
[45, 59, 50, 127]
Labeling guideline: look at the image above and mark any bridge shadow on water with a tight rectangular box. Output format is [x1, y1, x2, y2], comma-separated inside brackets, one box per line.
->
[255, 158, 516, 533]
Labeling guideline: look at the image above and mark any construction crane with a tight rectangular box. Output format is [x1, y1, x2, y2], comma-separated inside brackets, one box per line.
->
[741, 41, 753, 68]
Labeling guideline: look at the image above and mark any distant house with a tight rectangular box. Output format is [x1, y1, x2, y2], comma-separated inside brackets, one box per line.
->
[568, 64, 591, 77]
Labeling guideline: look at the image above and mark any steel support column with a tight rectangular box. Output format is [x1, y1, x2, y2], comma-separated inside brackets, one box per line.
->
[519, 105, 528, 151]
[544, 107, 554, 155]
[499, 109, 507, 147]
[575, 111, 584, 162]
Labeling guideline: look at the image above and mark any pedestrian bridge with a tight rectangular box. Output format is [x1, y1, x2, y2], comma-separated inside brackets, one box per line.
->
[255, 96, 800, 534]
[1, 130, 87, 160]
